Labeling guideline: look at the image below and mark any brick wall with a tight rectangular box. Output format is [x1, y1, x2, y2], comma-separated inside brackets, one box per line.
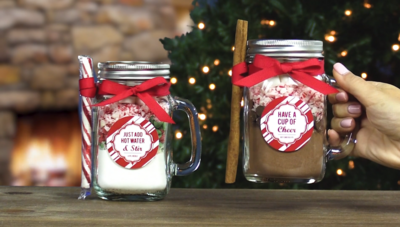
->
[0, 0, 193, 185]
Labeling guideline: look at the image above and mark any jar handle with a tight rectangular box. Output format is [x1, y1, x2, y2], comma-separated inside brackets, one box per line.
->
[326, 77, 358, 160]
[172, 97, 202, 176]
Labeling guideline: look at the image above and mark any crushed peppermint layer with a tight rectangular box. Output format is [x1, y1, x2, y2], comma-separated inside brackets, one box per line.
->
[97, 99, 169, 144]
[249, 78, 325, 121]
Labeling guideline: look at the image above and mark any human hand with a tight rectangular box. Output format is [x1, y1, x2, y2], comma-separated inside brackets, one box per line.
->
[328, 63, 400, 169]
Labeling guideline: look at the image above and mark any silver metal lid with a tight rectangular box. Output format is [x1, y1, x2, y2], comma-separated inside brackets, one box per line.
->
[98, 61, 170, 80]
[246, 39, 324, 61]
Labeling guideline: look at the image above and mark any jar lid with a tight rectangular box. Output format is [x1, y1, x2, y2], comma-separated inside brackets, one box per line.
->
[98, 61, 170, 80]
[246, 39, 324, 61]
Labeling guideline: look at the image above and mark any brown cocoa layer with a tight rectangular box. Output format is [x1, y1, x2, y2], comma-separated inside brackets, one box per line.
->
[246, 108, 325, 180]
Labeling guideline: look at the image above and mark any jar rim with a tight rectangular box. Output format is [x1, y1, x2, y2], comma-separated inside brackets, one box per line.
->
[98, 61, 170, 80]
[247, 39, 324, 59]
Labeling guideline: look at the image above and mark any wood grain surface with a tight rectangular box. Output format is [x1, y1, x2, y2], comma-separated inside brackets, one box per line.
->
[0, 187, 400, 226]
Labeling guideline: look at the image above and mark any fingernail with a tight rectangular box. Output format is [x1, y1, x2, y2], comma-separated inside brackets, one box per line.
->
[340, 118, 353, 128]
[336, 92, 347, 102]
[334, 63, 350, 75]
[348, 104, 361, 114]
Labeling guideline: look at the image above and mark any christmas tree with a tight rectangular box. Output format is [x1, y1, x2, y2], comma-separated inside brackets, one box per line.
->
[161, 0, 400, 189]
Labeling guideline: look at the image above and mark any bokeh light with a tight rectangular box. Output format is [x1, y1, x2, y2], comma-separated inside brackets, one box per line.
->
[175, 131, 182, 139]
[170, 77, 177, 84]
[209, 83, 216, 90]
[198, 22, 205, 30]
[212, 125, 218, 132]
[202, 66, 210, 74]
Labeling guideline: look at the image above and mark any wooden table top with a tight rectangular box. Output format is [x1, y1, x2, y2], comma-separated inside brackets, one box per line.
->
[0, 187, 399, 226]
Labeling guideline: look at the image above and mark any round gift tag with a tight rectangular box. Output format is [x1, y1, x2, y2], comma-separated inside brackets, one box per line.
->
[106, 116, 159, 169]
[260, 96, 314, 152]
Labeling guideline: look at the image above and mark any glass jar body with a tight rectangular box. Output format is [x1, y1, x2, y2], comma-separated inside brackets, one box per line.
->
[92, 91, 174, 201]
[242, 57, 329, 184]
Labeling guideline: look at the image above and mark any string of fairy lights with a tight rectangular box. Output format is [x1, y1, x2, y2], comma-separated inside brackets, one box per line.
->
[327, 2, 400, 181]
[324, 2, 400, 82]
[173, 2, 400, 183]
[173, 22, 229, 139]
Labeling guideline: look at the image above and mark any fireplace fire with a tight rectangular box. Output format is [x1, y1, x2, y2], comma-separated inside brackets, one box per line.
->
[10, 111, 81, 186]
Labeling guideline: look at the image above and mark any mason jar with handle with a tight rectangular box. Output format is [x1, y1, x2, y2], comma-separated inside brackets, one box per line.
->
[91, 62, 201, 201]
[233, 39, 356, 184]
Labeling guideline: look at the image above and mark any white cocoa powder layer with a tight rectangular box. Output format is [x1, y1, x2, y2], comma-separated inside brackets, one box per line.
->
[97, 148, 167, 193]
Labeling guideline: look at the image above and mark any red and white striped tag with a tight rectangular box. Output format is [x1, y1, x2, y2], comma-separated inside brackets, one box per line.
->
[260, 96, 314, 152]
[106, 116, 159, 169]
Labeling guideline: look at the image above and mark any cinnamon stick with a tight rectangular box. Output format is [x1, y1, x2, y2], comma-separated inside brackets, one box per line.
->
[225, 20, 248, 183]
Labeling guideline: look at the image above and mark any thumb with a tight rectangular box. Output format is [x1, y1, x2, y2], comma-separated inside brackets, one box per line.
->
[332, 63, 380, 107]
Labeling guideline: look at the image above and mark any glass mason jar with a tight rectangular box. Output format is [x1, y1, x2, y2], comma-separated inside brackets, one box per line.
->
[92, 62, 201, 201]
[243, 40, 353, 184]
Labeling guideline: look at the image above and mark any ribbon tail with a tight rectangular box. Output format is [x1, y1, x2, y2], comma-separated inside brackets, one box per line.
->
[138, 93, 175, 124]
[232, 62, 248, 84]
[290, 72, 339, 95]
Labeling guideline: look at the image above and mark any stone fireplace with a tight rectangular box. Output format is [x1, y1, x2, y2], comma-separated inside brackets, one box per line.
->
[0, 0, 193, 186]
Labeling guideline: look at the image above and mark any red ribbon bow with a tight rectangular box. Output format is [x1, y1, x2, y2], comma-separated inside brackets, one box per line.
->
[79, 77, 175, 124]
[232, 55, 338, 95]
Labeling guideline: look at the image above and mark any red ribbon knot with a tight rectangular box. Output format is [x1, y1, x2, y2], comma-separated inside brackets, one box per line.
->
[232, 54, 338, 95]
[280, 64, 293, 74]
[80, 77, 175, 124]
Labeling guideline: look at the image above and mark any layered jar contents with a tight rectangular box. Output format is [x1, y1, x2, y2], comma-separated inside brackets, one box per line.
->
[93, 96, 171, 200]
[243, 75, 327, 183]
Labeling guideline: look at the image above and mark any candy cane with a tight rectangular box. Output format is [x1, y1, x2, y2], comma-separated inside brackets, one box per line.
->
[78, 55, 94, 200]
